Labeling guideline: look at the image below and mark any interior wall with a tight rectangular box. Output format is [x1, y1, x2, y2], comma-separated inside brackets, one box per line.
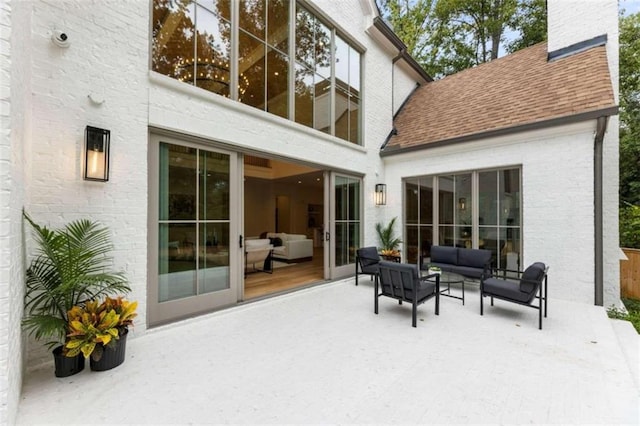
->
[244, 177, 324, 238]
[244, 177, 275, 237]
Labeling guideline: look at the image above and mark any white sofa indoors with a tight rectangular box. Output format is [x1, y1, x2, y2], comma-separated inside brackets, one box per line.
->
[266, 232, 313, 262]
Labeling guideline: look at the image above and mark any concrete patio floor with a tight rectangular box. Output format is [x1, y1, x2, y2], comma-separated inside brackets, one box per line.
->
[16, 278, 640, 425]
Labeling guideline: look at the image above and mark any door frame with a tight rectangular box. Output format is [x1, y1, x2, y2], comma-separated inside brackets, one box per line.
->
[148, 133, 241, 326]
[328, 172, 363, 279]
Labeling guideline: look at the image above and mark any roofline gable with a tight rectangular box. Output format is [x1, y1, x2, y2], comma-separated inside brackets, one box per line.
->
[380, 105, 619, 157]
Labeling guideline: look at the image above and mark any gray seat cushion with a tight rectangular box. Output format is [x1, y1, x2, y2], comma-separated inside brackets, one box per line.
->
[483, 277, 531, 303]
[379, 261, 433, 301]
[430, 246, 458, 265]
[451, 265, 485, 279]
[357, 247, 380, 274]
[519, 262, 546, 295]
[403, 280, 436, 301]
[458, 248, 491, 268]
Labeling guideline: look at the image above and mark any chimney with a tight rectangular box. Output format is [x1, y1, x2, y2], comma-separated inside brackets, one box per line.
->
[547, 0, 618, 102]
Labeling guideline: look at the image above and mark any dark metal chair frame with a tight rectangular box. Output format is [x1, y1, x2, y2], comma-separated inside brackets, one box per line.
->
[355, 246, 381, 286]
[480, 264, 549, 329]
[376, 261, 440, 327]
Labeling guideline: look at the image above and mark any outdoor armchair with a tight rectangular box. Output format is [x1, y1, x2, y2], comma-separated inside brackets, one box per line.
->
[355, 246, 381, 286]
[376, 261, 440, 327]
[480, 262, 549, 329]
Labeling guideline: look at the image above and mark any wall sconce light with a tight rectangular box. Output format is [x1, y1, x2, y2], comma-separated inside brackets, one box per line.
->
[84, 126, 110, 182]
[375, 184, 387, 206]
[458, 197, 466, 211]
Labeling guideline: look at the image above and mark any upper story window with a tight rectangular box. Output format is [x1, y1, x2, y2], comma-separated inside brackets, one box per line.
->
[152, 0, 362, 145]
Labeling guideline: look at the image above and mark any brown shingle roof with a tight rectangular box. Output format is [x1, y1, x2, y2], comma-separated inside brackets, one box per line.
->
[383, 42, 616, 154]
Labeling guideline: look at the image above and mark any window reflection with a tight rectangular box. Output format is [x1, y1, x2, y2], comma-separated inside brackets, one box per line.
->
[294, 64, 314, 127]
[267, 0, 289, 51]
[314, 74, 331, 134]
[406, 169, 521, 270]
[239, 0, 266, 39]
[158, 142, 232, 302]
[152, 0, 361, 144]
[239, 30, 266, 108]
[267, 48, 289, 118]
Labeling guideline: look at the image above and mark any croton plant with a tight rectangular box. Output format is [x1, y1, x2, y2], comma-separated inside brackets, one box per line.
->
[65, 297, 137, 360]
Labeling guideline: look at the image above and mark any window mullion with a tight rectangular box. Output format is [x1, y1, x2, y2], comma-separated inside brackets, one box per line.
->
[288, 0, 296, 121]
[433, 176, 439, 246]
[230, 0, 239, 101]
[472, 171, 479, 249]
[329, 29, 336, 136]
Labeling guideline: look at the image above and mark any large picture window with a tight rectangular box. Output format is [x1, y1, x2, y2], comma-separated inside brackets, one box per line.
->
[152, 0, 362, 144]
[405, 168, 522, 271]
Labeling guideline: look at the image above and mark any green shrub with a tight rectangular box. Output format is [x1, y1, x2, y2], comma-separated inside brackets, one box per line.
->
[608, 298, 640, 334]
[620, 203, 640, 249]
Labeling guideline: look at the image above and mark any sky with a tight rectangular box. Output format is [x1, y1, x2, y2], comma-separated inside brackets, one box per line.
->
[621, 0, 640, 15]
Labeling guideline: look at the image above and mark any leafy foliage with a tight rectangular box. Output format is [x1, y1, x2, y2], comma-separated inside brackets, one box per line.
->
[620, 12, 640, 208]
[607, 298, 640, 334]
[504, 0, 547, 53]
[22, 213, 130, 348]
[619, 12, 640, 249]
[375, 217, 403, 253]
[378, 0, 547, 78]
[620, 203, 640, 248]
[65, 297, 137, 360]
[66, 301, 121, 359]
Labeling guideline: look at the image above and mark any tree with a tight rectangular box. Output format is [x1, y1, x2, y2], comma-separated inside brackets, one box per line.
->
[619, 12, 640, 248]
[377, 0, 547, 78]
[376, 0, 438, 66]
[505, 0, 547, 53]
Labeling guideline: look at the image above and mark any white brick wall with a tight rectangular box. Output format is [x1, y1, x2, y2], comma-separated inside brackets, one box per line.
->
[383, 122, 600, 304]
[393, 64, 421, 116]
[19, 0, 402, 367]
[548, 0, 620, 307]
[25, 0, 150, 369]
[1, 0, 30, 423]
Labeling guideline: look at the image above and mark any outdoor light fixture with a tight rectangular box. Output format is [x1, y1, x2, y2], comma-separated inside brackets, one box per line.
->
[375, 184, 387, 206]
[458, 197, 466, 211]
[84, 126, 110, 182]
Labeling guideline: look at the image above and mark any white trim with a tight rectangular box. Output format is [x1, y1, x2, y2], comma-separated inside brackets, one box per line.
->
[149, 72, 367, 154]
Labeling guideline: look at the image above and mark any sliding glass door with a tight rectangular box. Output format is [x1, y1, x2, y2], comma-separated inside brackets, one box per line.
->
[329, 173, 362, 278]
[149, 135, 240, 326]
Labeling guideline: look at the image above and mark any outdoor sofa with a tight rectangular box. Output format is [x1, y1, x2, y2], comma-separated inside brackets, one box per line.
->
[428, 245, 492, 279]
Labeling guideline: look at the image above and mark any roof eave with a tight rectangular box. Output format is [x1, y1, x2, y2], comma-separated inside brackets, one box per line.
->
[380, 105, 619, 157]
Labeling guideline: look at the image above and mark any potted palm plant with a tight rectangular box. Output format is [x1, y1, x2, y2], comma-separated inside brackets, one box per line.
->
[375, 217, 402, 260]
[22, 212, 130, 377]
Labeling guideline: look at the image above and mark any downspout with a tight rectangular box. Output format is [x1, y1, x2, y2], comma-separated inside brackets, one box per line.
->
[594, 115, 608, 306]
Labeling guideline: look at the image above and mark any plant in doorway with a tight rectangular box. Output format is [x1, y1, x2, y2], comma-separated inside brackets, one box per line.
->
[22, 212, 130, 377]
[375, 217, 402, 258]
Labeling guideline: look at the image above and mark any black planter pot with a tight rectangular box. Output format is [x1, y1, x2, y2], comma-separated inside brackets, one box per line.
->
[53, 346, 84, 378]
[90, 328, 128, 372]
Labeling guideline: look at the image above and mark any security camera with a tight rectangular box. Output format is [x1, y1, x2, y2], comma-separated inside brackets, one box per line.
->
[51, 30, 70, 48]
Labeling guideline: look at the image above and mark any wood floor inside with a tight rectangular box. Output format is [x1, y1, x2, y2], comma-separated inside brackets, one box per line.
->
[244, 247, 325, 300]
